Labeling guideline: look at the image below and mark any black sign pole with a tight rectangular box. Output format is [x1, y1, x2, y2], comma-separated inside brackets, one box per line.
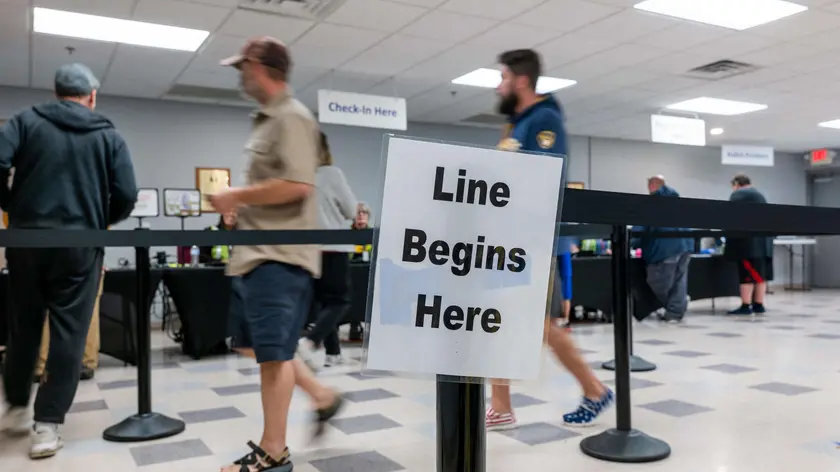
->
[580, 225, 670, 463]
[103, 237, 186, 442]
[436, 376, 485, 472]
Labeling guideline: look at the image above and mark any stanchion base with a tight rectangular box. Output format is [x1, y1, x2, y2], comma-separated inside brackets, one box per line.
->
[602, 355, 656, 372]
[580, 428, 671, 463]
[103, 413, 185, 443]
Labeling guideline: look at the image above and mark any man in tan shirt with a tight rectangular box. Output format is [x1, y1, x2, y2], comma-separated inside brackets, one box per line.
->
[211, 37, 342, 472]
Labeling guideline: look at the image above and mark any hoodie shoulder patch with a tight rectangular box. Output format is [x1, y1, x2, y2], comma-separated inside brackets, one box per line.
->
[537, 131, 556, 150]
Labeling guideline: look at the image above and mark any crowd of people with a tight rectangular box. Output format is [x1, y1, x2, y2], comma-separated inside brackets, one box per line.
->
[0, 32, 774, 471]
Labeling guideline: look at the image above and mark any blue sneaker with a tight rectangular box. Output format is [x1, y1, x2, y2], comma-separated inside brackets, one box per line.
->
[563, 387, 614, 427]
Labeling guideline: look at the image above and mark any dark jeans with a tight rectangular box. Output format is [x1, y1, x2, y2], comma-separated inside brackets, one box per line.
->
[3, 247, 103, 424]
[307, 252, 351, 356]
[646, 252, 691, 318]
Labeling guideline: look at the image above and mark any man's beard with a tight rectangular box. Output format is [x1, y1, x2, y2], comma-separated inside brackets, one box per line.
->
[497, 93, 518, 116]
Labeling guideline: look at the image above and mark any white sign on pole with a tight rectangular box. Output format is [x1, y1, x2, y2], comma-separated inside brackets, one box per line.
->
[318, 90, 407, 131]
[721, 145, 774, 167]
[364, 138, 564, 380]
[650, 114, 706, 146]
[130, 188, 159, 218]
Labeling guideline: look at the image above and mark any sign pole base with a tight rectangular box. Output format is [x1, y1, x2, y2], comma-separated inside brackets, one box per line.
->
[580, 428, 671, 463]
[436, 377, 485, 472]
[602, 355, 656, 372]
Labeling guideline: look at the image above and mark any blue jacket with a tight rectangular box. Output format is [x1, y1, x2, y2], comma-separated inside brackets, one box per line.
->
[631, 185, 693, 264]
[0, 101, 137, 229]
[501, 95, 571, 255]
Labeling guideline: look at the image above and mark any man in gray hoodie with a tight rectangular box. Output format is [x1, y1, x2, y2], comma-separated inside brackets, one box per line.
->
[0, 64, 137, 459]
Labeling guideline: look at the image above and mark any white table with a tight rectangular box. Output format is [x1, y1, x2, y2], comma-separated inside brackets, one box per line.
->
[774, 238, 816, 291]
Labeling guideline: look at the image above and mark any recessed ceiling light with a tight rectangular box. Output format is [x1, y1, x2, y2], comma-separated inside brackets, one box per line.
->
[451, 68, 577, 94]
[634, 0, 807, 31]
[710, 128, 724, 135]
[666, 97, 768, 116]
[818, 120, 840, 129]
[33, 7, 210, 52]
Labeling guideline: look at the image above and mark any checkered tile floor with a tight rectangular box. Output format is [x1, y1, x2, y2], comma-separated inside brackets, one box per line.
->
[2, 290, 840, 471]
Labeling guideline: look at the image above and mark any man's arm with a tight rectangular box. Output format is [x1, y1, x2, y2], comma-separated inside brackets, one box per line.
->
[527, 109, 568, 157]
[0, 117, 22, 212]
[108, 137, 138, 225]
[232, 114, 317, 206]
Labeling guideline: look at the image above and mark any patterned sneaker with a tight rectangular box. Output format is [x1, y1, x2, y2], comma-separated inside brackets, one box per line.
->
[324, 355, 345, 367]
[485, 407, 517, 431]
[563, 387, 614, 427]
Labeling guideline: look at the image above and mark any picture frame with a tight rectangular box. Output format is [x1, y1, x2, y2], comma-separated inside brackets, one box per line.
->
[163, 188, 201, 217]
[195, 167, 231, 213]
[567, 181, 585, 189]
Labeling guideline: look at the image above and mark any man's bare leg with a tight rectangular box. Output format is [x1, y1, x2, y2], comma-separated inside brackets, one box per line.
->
[739, 284, 754, 305]
[292, 359, 338, 410]
[753, 282, 766, 304]
[259, 360, 295, 460]
[543, 316, 604, 399]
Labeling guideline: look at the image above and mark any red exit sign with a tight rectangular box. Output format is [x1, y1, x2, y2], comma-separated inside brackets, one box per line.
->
[810, 149, 835, 166]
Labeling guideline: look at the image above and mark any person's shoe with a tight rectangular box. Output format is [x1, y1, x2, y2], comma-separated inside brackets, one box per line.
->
[727, 304, 753, 316]
[296, 338, 319, 373]
[485, 407, 517, 431]
[751, 303, 766, 314]
[30, 422, 62, 459]
[563, 387, 614, 427]
[313, 394, 345, 440]
[1, 407, 32, 436]
[661, 313, 683, 324]
[80, 367, 95, 381]
[324, 355, 345, 367]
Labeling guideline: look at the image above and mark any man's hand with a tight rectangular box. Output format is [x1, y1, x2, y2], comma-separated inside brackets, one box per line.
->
[209, 188, 242, 215]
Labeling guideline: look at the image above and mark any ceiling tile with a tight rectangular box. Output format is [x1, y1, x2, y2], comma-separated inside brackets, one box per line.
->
[132, 0, 231, 31]
[325, 0, 429, 32]
[640, 51, 721, 75]
[554, 43, 667, 81]
[33, 0, 135, 17]
[634, 75, 707, 93]
[513, 0, 620, 31]
[405, 83, 489, 118]
[100, 79, 171, 98]
[292, 24, 388, 68]
[184, 0, 237, 6]
[686, 32, 780, 58]
[794, 27, 840, 50]
[386, 0, 446, 6]
[718, 66, 801, 87]
[339, 34, 452, 75]
[537, 31, 616, 71]
[104, 45, 193, 84]
[298, 69, 387, 106]
[735, 43, 820, 67]
[461, 21, 560, 51]
[439, 0, 546, 20]
[191, 34, 245, 69]
[398, 43, 490, 82]
[749, 9, 840, 41]
[365, 76, 441, 99]
[399, 10, 496, 42]
[633, 23, 732, 52]
[30, 35, 116, 89]
[218, 9, 313, 42]
[177, 65, 240, 89]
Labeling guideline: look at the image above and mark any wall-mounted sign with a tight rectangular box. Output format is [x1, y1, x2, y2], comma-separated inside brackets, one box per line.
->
[721, 145, 774, 167]
[650, 114, 706, 147]
[318, 90, 407, 131]
[809, 149, 836, 167]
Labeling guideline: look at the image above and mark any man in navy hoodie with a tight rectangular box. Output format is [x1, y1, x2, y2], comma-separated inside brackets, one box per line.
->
[0, 64, 137, 459]
[632, 176, 693, 323]
[487, 49, 613, 432]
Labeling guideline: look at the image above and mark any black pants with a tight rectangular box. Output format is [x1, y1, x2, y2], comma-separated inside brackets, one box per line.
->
[3, 247, 103, 424]
[307, 252, 351, 356]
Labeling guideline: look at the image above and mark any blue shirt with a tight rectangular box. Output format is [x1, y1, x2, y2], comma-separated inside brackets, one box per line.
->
[499, 95, 570, 255]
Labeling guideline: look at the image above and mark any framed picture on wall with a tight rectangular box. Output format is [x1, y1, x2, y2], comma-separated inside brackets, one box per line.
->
[567, 181, 585, 189]
[195, 167, 231, 213]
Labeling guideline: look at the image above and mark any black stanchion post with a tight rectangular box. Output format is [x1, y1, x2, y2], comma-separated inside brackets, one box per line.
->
[602, 228, 656, 373]
[436, 376, 485, 472]
[580, 225, 670, 463]
[103, 242, 186, 442]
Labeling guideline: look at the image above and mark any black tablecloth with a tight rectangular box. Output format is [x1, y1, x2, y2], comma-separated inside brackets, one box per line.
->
[571, 255, 739, 320]
[99, 268, 163, 365]
[164, 267, 232, 359]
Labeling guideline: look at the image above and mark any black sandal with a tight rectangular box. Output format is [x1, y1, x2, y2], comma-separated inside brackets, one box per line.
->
[312, 394, 345, 439]
[231, 441, 292, 472]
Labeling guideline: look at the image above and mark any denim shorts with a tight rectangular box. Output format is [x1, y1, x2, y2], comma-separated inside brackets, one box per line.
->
[238, 261, 313, 364]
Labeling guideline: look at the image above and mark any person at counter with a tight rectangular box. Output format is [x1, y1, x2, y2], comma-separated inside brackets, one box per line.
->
[726, 174, 770, 315]
[631, 175, 693, 323]
[200, 210, 237, 264]
[347, 203, 371, 342]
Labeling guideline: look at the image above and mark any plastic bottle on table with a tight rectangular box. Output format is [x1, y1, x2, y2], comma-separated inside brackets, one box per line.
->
[190, 245, 200, 267]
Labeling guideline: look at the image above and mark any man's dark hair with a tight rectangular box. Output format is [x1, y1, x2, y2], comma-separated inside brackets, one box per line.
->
[731, 174, 751, 187]
[498, 49, 541, 90]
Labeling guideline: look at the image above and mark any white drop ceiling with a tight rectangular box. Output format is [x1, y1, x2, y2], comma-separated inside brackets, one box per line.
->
[4, 0, 840, 151]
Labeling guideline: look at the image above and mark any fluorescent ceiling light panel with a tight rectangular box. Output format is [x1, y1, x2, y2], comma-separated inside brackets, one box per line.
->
[634, 0, 807, 31]
[451, 68, 576, 94]
[818, 120, 840, 129]
[33, 7, 210, 52]
[666, 97, 767, 116]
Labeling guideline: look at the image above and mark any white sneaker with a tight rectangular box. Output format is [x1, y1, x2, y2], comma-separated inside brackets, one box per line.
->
[30, 422, 62, 459]
[1, 407, 32, 436]
[324, 355, 345, 367]
[296, 338, 319, 372]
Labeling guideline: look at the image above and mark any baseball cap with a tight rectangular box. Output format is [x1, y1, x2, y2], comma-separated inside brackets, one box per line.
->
[54, 63, 100, 97]
[220, 36, 291, 74]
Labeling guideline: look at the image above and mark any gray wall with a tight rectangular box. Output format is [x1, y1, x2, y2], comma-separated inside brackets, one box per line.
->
[0, 86, 807, 281]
